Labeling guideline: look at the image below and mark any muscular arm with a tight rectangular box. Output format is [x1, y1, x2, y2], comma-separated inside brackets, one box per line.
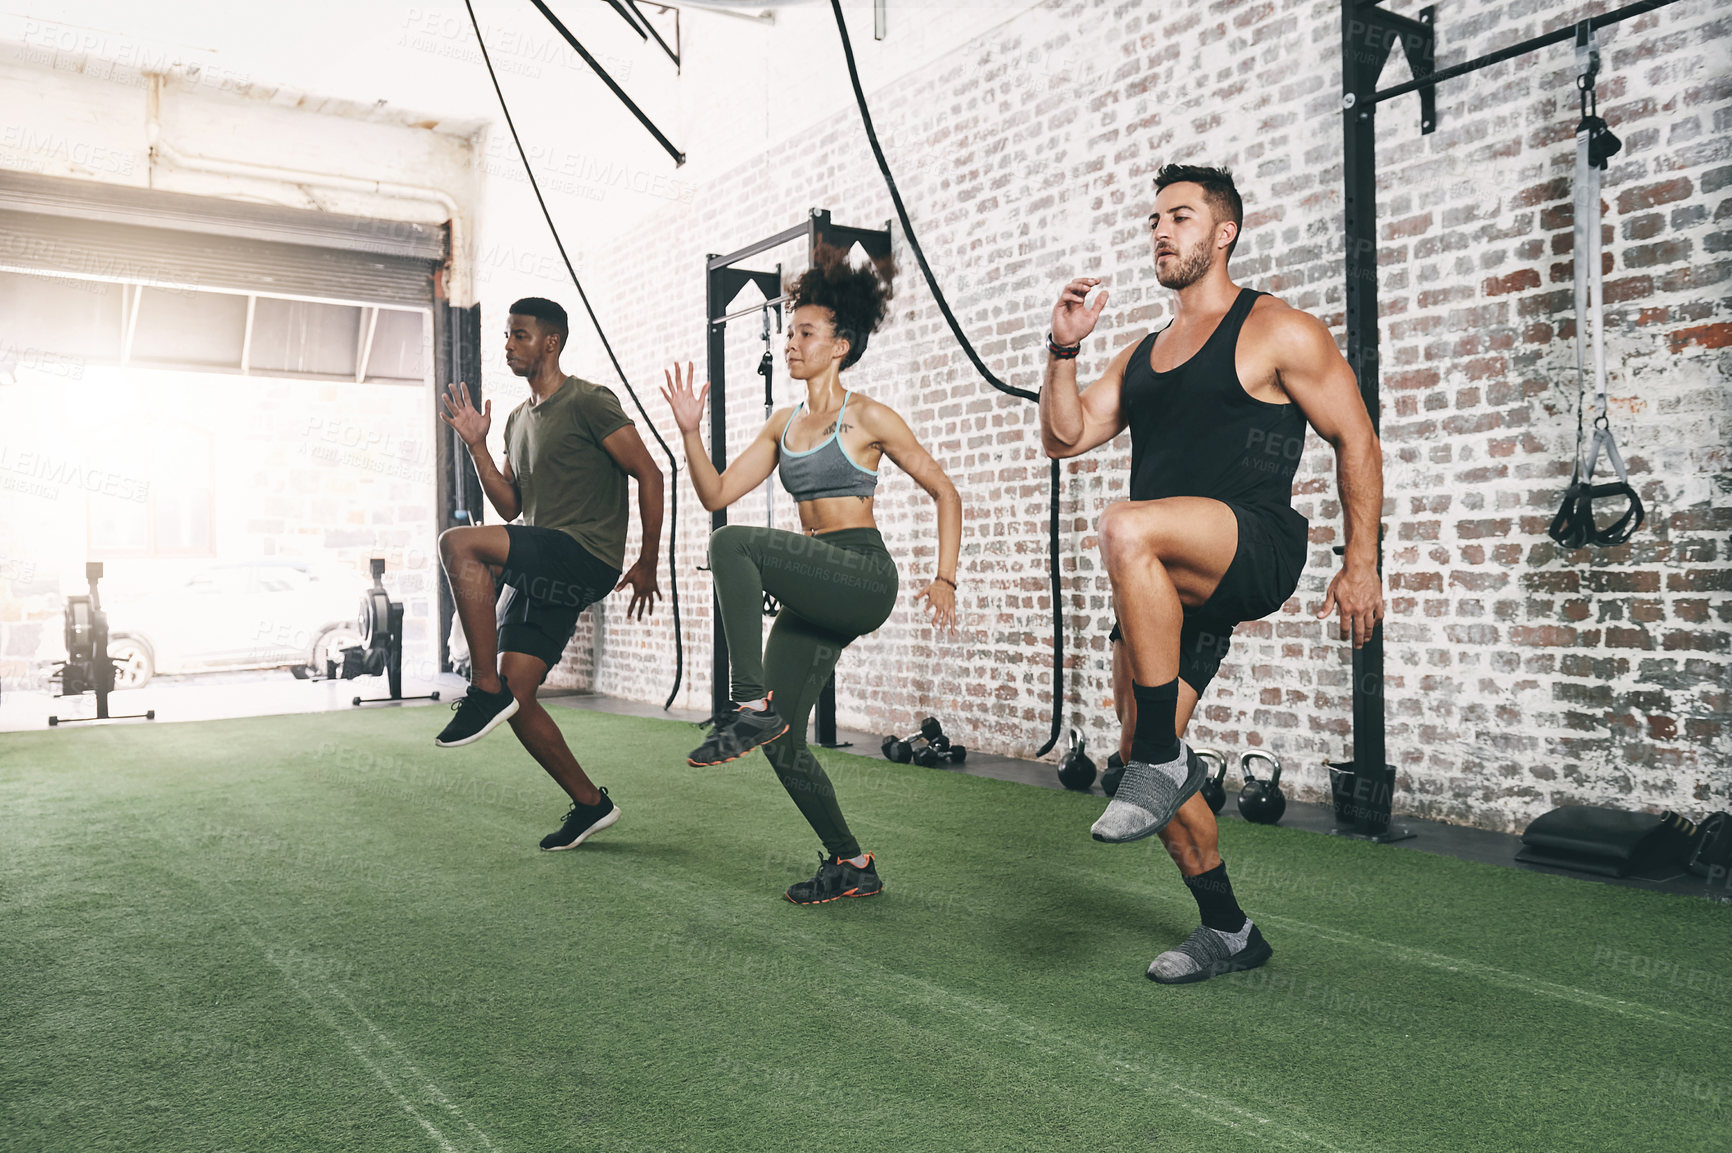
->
[1270, 308, 1385, 641]
[1040, 342, 1134, 459]
[601, 425, 664, 565]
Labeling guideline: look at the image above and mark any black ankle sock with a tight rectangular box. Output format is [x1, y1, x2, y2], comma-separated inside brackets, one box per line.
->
[1130, 679, 1181, 763]
[1183, 862, 1247, 933]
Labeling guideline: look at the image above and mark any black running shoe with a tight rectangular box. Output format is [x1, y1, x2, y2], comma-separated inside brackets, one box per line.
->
[686, 694, 789, 766]
[434, 678, 519, 748]
[539, 788, 621, 851]
[784, 851, 883, 904]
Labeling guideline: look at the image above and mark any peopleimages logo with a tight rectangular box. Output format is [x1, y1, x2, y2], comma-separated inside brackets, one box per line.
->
[17, 23, 253, 92]
[0, 445, 149, 502]
[398, 8, 633, 82]
[0, 341, 85, 381]
[0, 126, 137, 176]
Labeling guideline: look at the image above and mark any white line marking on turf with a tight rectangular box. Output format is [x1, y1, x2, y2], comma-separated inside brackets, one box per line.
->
[161, 861, 502, 1153]
[626, 872, 1353, 1153]
[256, 945, 503, 1153]
[1258, 913, 1727, 1033]
[1051, 857, 1724, 1033]
[255, 947, 468, 1153]
[875, 968, 1354, 1153]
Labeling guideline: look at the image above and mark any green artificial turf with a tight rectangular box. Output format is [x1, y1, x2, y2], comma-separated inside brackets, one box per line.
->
[2, 707, 1728, 1152]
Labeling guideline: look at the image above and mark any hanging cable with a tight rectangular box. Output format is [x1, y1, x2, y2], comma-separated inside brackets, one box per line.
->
[462, 0, 685, 709]
[829, 0, 1064, 757]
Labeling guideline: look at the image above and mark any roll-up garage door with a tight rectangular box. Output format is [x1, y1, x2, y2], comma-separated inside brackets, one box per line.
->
[0, 168, 444, 307]
[0, 169, 446, 382]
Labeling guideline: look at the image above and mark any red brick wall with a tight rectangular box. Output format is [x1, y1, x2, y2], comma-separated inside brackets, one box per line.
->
[546, 0, 1729, 833]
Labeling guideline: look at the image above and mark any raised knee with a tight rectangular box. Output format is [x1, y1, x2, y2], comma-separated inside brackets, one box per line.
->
[1098, 503, 1151, 568]
[439, 526, 472, 563]
[707, 524, 750, 563]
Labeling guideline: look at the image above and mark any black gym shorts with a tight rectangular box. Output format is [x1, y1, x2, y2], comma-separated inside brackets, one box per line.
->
[1109, 501, 1307, 695]
[496, 525, 622, 669]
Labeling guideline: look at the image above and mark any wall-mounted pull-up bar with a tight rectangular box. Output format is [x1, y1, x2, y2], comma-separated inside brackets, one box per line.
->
[1334, 0, 1685, 843]
[704, 209, 895, 739]
[1372, 0, 1681, 107]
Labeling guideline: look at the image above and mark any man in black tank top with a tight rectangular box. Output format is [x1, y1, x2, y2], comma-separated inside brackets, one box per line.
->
[1039, 165, 1385, 984]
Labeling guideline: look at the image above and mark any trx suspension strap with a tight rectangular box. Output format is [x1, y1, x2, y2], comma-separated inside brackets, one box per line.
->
[1549, 20, 1644, 550]
[760, 302, 781, 619]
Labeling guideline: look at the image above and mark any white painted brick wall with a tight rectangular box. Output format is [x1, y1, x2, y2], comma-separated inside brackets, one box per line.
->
[560, 0, 1731, 834]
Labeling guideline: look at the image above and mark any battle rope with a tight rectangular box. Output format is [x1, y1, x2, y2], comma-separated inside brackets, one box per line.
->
[463, 0, 685, 709]
[829, 0, 1065, 757]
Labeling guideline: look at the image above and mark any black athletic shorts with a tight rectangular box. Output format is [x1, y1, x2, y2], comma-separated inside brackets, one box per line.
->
[496, 525, 622, 669]
[1109, 501, 1306, 694]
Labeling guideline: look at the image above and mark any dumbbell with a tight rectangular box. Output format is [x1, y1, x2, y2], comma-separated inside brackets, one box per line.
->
[881, 717, 966, 766]
[916, 726, 968, 767]
[911, 735, 947, 767]
[1237, 749, 1287, 825]
[1056, 729, 1096, 791]
[881, 716, 939, 763]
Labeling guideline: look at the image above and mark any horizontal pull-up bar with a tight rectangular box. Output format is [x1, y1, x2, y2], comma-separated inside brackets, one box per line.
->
[1375, 0, 1682, 104]
[707, 221, 811, 271]
[711, 294, 789, 327]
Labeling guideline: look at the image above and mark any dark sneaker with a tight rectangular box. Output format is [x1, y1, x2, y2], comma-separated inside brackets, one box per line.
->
[784, 851, 883, 905]
[1147, 922, 1273, 985]
[539, 788, 621, 851]
[686, 694, 789, 766]
[434, 679, 519, 748]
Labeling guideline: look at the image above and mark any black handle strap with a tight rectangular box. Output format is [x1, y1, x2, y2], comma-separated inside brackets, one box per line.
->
[1548, 427, 1645, 547]
[1552, 22, 1642, 553]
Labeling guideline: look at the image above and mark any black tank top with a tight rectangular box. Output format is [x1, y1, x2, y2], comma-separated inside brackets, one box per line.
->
[1124, 288, 1307, 523]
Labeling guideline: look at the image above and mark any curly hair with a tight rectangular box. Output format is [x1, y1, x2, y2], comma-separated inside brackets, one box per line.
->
[784, 244, 896, 370]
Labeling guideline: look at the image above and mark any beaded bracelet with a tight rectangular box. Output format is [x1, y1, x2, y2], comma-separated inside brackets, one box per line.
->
[934, 574, 958, 590]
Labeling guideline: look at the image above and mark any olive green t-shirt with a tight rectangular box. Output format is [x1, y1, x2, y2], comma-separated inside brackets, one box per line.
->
[503, 376, 635, 570]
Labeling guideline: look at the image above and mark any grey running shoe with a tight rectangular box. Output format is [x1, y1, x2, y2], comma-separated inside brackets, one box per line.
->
[1147, 922, 1273, 984]
[1090, 743, 1209, 843]
[686, 695, 789, 766]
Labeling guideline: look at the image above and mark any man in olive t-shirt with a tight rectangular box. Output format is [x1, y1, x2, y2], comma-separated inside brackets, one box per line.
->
[436, 297, 663, 852]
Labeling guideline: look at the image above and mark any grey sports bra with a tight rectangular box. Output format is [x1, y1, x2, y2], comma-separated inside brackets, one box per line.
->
[777, 391, 879, 502]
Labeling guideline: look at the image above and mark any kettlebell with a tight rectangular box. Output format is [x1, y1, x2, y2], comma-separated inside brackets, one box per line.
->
[1195, 747, 1229, 815]
[1056, 728, 1097, 792]
[1100, 752, 1125, 797]
[1236, 749, 1286, 825]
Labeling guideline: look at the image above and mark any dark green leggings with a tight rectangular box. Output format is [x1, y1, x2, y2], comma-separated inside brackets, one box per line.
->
[707, 524, 899, 858]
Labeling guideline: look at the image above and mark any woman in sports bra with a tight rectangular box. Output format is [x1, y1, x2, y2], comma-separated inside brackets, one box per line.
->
[662, 245, 961, 905]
